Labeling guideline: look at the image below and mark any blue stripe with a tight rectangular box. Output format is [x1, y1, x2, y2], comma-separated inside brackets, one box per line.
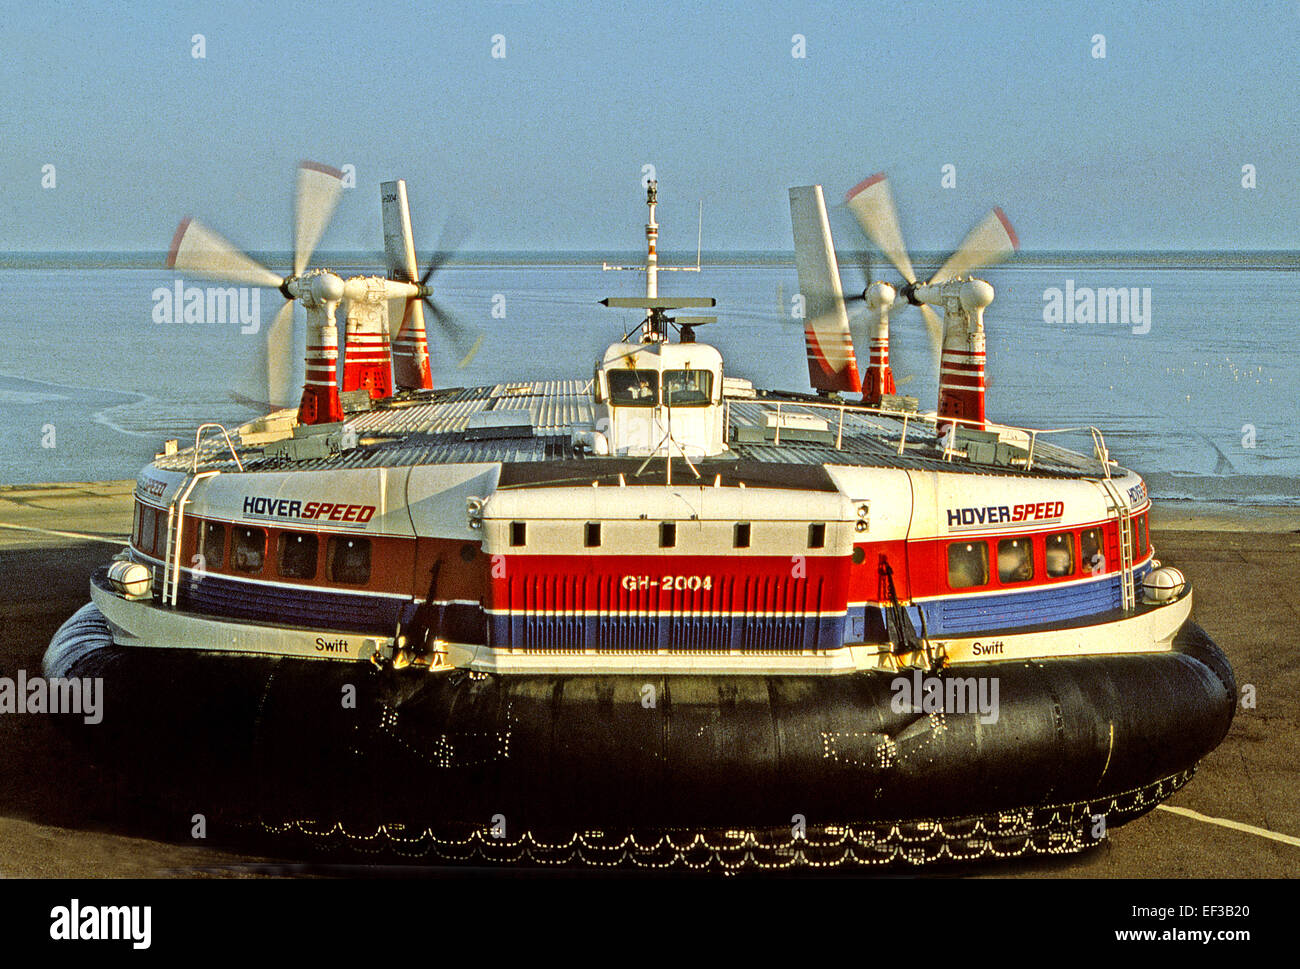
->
[847, 564, 1153, 640]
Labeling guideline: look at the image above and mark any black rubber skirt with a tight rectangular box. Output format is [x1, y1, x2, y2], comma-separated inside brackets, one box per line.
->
[45, 603, 1235, 839]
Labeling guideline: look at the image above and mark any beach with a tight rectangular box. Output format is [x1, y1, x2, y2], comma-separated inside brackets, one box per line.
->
[1, 482, 1296, 877]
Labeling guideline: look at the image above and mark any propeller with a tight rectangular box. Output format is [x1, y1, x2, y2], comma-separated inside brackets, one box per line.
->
[167, 160, 348, 410]
[388, 217, 482, 368]
[842, 174, 943, 364]
[843, 173, 1018, 364]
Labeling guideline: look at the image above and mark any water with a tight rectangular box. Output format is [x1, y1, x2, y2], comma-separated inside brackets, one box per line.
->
[1, 253, 1297, 505]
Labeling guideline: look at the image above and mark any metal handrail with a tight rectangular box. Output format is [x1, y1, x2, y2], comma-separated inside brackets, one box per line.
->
[192, 423, 245, 473]
[722, 392, 1113, 474]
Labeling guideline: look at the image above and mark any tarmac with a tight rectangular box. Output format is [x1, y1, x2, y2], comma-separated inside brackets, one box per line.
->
[0, 480, 1296, 878]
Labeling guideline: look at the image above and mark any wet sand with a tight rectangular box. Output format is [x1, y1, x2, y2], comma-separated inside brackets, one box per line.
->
[1, 482, 1296, 877]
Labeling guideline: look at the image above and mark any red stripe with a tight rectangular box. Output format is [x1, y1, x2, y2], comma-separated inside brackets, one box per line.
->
[994, 207, 1020, 251]
[844, 172, 886, 202]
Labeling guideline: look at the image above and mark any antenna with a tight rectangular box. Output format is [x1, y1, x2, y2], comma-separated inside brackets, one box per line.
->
[696, 200, 702, 270]
[601, 181, 711, 343]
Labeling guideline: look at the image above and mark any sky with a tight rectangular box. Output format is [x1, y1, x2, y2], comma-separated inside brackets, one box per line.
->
[1, 0, 1297, 252]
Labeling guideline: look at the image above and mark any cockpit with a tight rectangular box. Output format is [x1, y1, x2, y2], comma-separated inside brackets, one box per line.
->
[586, 341, 728, 458]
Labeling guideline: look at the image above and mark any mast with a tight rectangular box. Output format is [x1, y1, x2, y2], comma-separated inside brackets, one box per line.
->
[645, 180, 658, 302]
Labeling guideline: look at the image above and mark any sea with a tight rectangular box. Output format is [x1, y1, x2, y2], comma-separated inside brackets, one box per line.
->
[1, 250, 1297, 507]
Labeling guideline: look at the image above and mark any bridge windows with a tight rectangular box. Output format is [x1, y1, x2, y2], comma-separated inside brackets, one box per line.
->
[232, 526, 267, 574]
[607, 369, 659, 406]
[948, 542, 989, 589]
[278, 531, 318, 580]
[663, 369, 713, 406]
[328, 536, 371, 585]
[1045, 531, 1075, 577]
[997, 537, 1034, 583]
[1138, 513, 1148, 557]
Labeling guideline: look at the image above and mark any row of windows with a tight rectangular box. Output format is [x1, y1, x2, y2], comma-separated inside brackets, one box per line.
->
[604, 369, 715, 407]
[510, 520, 828, 550]
[132, 505, 371, 584]
[201, 522, 372, 584]
[946, 516, 1148, 590]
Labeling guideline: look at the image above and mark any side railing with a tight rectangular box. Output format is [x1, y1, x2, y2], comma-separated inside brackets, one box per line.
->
[724, 394, 1115, 476]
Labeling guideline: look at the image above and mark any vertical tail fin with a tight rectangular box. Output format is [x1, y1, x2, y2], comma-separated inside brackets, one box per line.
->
[381, 179, 433, 390]
[788, 186, 861, 395]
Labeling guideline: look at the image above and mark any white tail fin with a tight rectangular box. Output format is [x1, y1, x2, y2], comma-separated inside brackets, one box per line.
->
[380, 179, 432, 390]
[788, 185, 861, 395]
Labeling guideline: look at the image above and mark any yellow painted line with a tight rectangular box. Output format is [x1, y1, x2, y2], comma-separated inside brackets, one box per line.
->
[1157, 805, 1300, 847]
[0, 522, 128, 547]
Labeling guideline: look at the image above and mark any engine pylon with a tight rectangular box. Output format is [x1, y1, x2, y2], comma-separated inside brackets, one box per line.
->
[916, 279, 995, 436]
[341, 277, 395, 399]
[862, 282, 898, 406]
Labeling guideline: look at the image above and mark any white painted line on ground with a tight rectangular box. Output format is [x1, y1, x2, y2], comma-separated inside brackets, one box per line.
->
[0, 522, 128, 546]
[1158, 804, 1300, 847]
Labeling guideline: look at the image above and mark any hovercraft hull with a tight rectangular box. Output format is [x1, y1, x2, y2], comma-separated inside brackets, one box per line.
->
[44, 603, 1234, 864]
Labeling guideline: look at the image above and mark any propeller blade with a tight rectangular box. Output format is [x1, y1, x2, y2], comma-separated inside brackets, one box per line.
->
[423, 296, 484, 369]
[420, 217, 472, 286]
[920, 303, 944, 365]
[932, 207, 1019, 283]
[264, 299, 298, 408]
[166, 217, 283, 289]
[844, 174, 917, 284]
[231, 299, 298, 411]
[294, 161, 345, 277]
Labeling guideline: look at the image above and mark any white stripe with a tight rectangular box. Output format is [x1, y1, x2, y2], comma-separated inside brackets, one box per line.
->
[1157, 805, 1300, 847]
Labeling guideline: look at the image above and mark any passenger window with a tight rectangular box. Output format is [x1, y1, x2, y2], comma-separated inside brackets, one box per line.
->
[660, 522, 677, 548]
[584, 522, 601, 548]
[232, 526, 266, 573]
[140, 507, 157, 556]
[328, 536, 371, 584]
[734, 522, 751, 548]
[510, 522, 526, 547]
[997, 537, 1034, 583]
[278, 531, 318, 579]
[200, 521, 226, 571]
[948, 542, 989, 589]
[1045, 531, 1075, 577]
[808, 522, 826, 549]
[1080, 528, 1104, 574]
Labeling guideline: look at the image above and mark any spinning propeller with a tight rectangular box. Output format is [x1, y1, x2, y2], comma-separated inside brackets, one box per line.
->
[385, 216, 482, 368]
[167, 162, 470, 412]
[842, 173, 1019, 367]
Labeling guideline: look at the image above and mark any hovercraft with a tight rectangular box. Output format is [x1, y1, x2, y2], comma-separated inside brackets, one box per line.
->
[45, 167, 1235, 870]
